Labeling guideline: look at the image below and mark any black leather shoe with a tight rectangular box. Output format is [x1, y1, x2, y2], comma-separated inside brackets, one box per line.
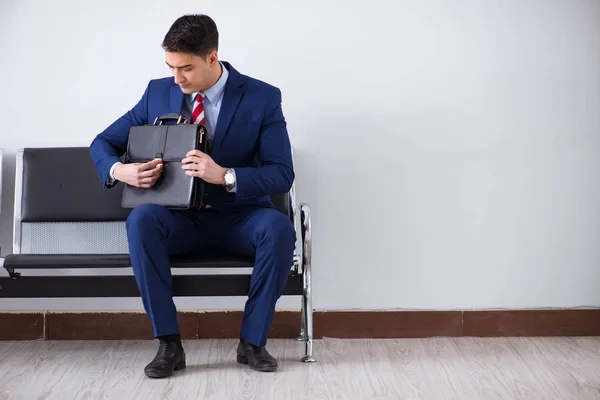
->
[236, 339, 278, 372]
[144, 340, 186, 378]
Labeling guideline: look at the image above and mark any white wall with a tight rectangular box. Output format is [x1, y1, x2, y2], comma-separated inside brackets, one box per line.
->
[1, 0, 599, 311]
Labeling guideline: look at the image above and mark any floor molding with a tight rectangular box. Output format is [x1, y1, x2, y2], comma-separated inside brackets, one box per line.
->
[1, 310, 599, 340]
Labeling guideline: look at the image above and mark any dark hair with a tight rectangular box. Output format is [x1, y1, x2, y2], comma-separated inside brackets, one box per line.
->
[162, 14, 219, 57]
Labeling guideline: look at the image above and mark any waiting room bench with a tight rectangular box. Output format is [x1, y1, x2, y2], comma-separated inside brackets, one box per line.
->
[0, 146, 316, 362]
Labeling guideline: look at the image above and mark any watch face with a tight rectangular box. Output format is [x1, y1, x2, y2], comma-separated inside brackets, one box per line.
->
[225, 172, 234, 185]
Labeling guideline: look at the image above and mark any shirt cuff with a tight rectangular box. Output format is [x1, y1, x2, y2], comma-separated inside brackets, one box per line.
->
[108, 161, 122, 184]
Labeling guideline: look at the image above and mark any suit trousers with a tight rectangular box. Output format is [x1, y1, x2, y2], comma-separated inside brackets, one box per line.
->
[125, 203, 296, 347]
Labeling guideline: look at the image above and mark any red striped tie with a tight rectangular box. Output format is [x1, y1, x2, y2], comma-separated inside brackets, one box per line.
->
[191, 92, 205, 125]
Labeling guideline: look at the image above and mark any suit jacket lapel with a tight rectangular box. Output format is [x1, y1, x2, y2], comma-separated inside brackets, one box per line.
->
[212, 62, 244, 154]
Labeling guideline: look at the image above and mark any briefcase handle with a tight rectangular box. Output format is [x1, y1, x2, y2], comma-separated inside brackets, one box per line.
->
[153, 113, 187, 125]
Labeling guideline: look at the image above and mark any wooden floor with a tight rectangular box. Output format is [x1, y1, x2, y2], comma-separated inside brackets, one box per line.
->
[1, 337, 600, 399]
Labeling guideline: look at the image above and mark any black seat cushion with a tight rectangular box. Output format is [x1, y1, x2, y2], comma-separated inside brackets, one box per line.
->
[4, 253, 254, 269]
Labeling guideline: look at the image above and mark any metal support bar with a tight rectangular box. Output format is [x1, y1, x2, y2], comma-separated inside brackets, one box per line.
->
[0, 274, 304, 298]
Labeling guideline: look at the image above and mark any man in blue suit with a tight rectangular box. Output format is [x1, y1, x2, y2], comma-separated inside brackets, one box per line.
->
[89, 14, 295, 378]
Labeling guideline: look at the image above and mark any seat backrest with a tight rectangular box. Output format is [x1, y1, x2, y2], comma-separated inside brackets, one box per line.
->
[14, 147, 131, 255]
[20, 147, 131, 223]
[270, 145, 297, 220]
[13, 147, 294, 254]
[270, 193, 290, 219]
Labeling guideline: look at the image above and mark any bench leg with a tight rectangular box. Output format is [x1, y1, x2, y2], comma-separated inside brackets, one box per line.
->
[300, 278, 316, 363]
[295, 255, 306, 342]
[296, 297, 306, 341]
[300, 204, 317, 363]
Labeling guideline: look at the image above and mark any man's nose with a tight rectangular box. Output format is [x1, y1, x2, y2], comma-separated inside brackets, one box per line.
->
[173, 70, 185, 84]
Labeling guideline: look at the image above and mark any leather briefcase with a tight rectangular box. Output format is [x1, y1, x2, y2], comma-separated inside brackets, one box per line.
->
[121, 113, 208, 209]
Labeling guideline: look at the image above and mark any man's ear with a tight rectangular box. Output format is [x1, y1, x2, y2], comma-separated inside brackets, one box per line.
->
[207, 51, 218, 65]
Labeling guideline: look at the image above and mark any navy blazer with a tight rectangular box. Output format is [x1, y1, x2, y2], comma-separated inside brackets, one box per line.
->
[89, 61, 294, 211]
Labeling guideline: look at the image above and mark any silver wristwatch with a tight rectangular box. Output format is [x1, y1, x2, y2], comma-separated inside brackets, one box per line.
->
[224, 168, 236, 189]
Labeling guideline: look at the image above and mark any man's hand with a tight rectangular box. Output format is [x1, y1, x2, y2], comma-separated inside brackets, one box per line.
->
[181, 150, 226, 184]
[114, 159, 163, 188]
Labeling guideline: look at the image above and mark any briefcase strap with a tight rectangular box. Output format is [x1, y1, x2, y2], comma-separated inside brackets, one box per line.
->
[154, 127, 168, 159]
[152, 113, 187, 159]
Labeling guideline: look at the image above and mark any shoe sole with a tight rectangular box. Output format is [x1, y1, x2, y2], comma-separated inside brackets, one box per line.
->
[145, 360, 187, 379]
[236, 355, 277, 372]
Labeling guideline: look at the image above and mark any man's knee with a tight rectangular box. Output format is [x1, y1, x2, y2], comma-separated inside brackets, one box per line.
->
[126, 203, 166, 236]
[255, 212, 296, 247]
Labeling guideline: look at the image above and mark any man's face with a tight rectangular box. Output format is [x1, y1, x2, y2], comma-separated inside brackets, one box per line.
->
[165, 51, 217, 94]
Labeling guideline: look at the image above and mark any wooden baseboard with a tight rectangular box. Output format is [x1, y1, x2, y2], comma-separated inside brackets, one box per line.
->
[1, 310, 599, 340]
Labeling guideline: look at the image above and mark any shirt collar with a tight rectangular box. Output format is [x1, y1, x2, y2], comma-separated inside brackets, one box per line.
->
[191, 61, 229, 104]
